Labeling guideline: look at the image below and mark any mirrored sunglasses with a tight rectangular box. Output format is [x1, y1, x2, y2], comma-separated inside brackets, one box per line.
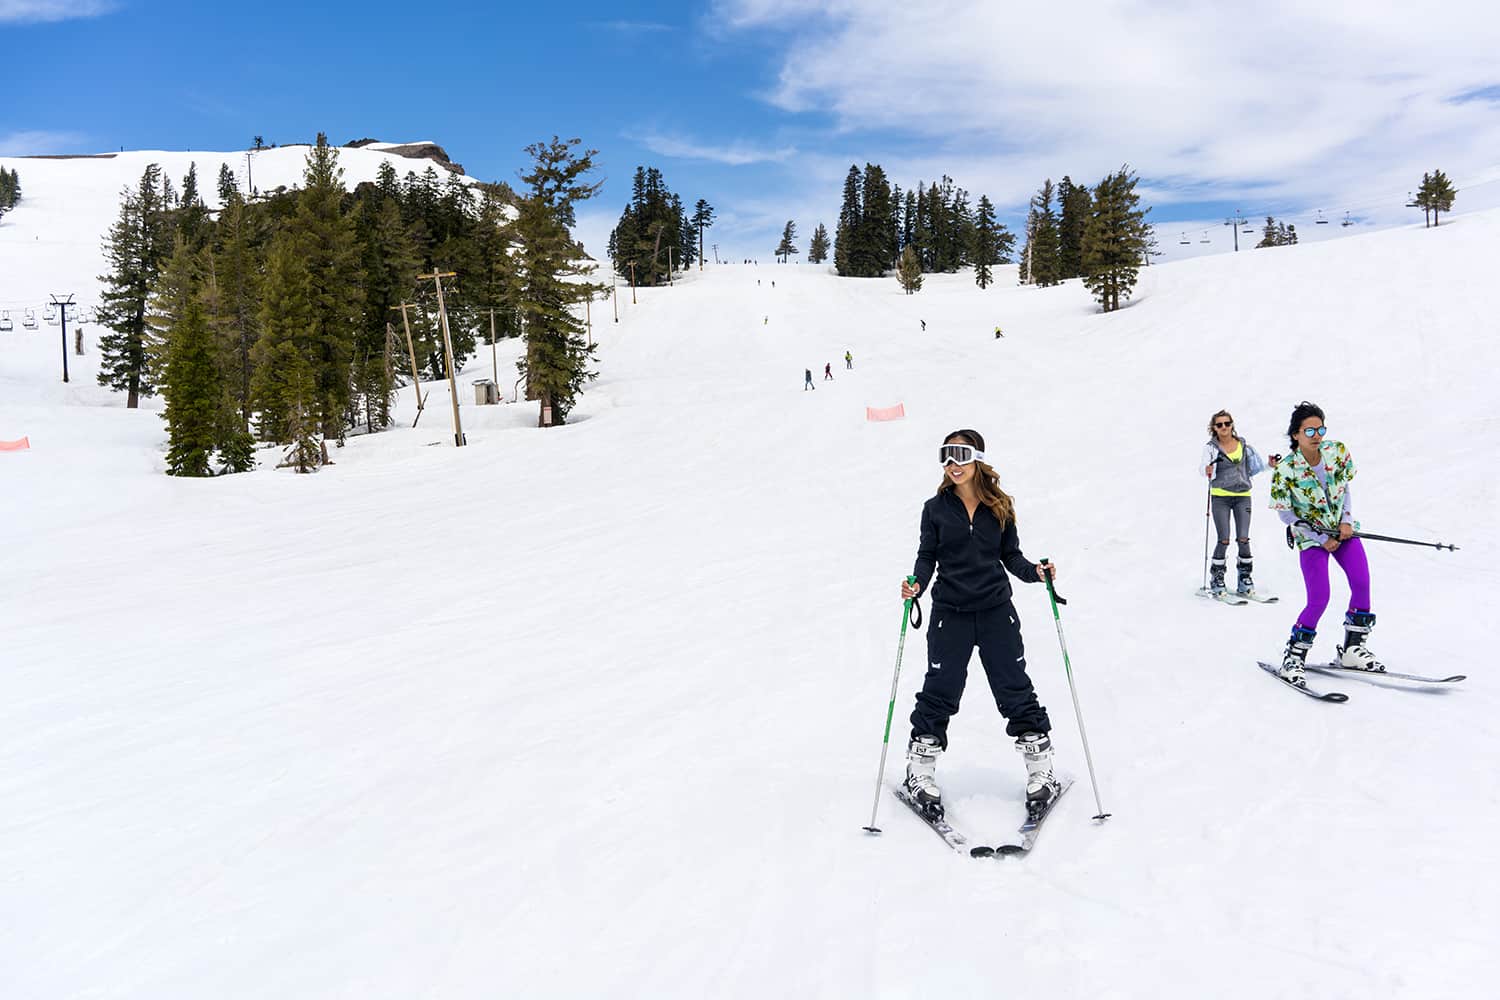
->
[1302, 426, 1328, 438]
[939, 443, 984, 466]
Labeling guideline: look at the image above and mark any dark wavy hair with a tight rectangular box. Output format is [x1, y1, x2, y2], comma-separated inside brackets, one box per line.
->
[935, 428, 1016, 527]
[1286, 400, 1326, 450]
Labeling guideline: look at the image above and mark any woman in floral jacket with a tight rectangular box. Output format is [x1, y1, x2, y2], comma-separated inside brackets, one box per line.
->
[1268, 401, 1382, 684]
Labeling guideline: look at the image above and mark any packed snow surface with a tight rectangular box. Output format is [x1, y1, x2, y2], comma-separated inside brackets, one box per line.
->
[1, 154, 1497, 998]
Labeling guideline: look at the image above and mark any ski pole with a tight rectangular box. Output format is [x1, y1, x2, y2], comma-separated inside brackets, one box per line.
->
[1039, 558, 1111, 822]
[863, 575, 922, 835]
[1294, 520, 1459, 552]
[1201, 488, 1213, 591]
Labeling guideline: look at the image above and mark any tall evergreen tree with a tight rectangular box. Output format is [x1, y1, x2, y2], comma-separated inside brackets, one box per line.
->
[775, 220, 799, 262]
[160, 294, 222, 477]
[251, 236, 317, 446]
[971, 195, 1010, 289]
[1056, 176, 1092, 279]
[176, 163, 212, 249]
[97, 164, 172, 407]
[833, 165, 862, 276]
[807, 223, 831, 264]
[1080, 166, 1151, 312]
[1424, 169, 1457, 225]
[216, 163, 238, 204]
[690, 198, 715, 269]
[212, 191, 263, 426]
[514, 136, 603, 426]
[290, 134, 364, 446]
[1021, 179, 1062, 286]
[1256, 215, 1282, 248]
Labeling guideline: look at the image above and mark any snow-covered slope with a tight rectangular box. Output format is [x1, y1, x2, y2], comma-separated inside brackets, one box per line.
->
[1, 189, 1497, 998]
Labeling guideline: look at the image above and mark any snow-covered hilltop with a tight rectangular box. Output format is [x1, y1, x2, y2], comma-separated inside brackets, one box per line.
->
[2, 160, 1497, 997]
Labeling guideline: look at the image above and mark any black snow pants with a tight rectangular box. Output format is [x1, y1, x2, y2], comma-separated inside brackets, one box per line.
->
[909, 601, 1050, 748]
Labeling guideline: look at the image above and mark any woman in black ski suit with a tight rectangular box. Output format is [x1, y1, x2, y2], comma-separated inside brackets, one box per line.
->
[898, 429, 1059, 818]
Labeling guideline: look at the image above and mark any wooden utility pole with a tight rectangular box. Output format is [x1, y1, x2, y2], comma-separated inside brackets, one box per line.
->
[416, 270, 464, 446]
[489, 308, 498, 386]
[50, 294, 74, 383]
[391, 302, 428, 428]
[612, 269, 619, 323]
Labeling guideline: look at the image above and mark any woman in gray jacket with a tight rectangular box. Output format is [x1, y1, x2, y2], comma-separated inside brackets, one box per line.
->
[1199, 410, 1277, 596]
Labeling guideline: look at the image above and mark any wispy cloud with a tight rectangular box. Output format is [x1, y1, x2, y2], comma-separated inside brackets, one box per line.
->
[712, 0, 1500, 222]
[630, 130, 797, 166]
[0, 0, 117, 23]
[590, 19, 674, 34]
[0, 129, 87, 156]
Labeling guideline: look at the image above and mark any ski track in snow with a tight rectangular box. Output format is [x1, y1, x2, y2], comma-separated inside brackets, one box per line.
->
[1, 151, 1497, 999]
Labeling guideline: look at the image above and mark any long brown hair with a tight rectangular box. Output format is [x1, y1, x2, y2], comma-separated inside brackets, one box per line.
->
[935, 429, 1016, 527]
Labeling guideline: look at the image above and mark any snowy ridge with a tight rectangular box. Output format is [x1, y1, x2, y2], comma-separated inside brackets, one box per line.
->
[2, 189, 1498, 997]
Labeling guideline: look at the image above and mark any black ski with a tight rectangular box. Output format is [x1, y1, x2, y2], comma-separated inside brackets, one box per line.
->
[1306, 663, 1466, 685]
[1256, 661, 1348, 702]
[891, 787, 983, 855]
[973, 778, 1074, 857]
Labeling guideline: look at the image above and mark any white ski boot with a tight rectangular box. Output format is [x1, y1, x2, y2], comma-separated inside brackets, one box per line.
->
[904, 735, 943, 817]
[1279, 625, 1315, 685]
[1337, 610, 1385, 671]
[1015, 732, 1060, 813]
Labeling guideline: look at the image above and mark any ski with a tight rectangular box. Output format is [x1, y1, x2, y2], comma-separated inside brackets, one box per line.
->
[1256, 661, 1348, 702]
[1306, 663, 1466, 685]
[891, 787, 982, 855]
[1237, 591, 1279, 604]
[1195, 587, 1248, 606]
[975, 778, 1074, 857]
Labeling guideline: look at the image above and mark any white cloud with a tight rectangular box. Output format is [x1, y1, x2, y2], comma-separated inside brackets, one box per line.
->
[0, 130, 87, 156]
[0, 0, 116, 23]
[712, 0, 1500, 217]
[630, 130, 797, 166]
[592, 20, 674, 34]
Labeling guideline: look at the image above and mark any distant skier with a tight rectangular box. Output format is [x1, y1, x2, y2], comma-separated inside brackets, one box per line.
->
[845, 351, 853, 369]
[994, 326, 1004, 339]
[1269, 401, 1380, 685]
[1199, 410, 1275, 596]
[900, 429, 1061, 820]
[920, 319, 926, 331]
[764, 316, 768, 325]
[824, 363, 833, 380]
[804, 369, 815, 391]
[757, 279, 761, 286]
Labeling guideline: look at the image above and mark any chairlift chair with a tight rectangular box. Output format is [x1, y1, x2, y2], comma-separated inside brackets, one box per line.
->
[1178, 232, 1191, 245]
[1341, 211, 1353, 227]
[0, 311, 12, 332]
[1198, 232, 1211, 243]
[22, 309, 37, 329]
[1315, 210, 1329, 224]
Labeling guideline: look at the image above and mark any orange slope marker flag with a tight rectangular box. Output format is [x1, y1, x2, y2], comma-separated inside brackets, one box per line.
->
[865, 404, 905, 422]
[1, 437, 31, 451]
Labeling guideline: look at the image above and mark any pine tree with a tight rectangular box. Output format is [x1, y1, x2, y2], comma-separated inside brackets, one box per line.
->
[514, 136, 603, 426]
[833, 165, 862, 276]
[212, 191, 263, 426]
[807, 223, 831, 264]
[897, 244, 923, 294]
[251, 236, 317, 444]
[1256, 216, 1281, 248]
[1080, 166, 1151, 313]
[176, 163, 212, 249]
[775, 220, 799, 262]
[216, 163, 238, 204]
[356, 193, 420, 431]
[1057, 177, 1092, 279]
[691, 198, 715, 269]
[1427, 169, 1457, 225]
[1022, 180, 1062, 286]
[160, 294, 222, 476]
[1415, 171, 1434, 227]
[290, 134, 364, 445]
[971, 195, 1003, 289]
[97, 164, 172, 407]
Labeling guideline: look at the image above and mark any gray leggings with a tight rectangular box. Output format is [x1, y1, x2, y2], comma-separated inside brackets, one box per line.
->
[1211, 495, 1253, 561]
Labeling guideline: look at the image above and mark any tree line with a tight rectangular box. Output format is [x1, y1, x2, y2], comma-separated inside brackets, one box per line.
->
[0, 166, 20, 214]
[97, 133, 602, 476]
[607, 166, 714, 285]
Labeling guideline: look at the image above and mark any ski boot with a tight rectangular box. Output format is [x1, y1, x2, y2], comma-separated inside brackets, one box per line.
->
[1278, 625, 1316, 686]
[904, 735, 944, 818]
[1015, 732, 1060, 817]
[1209, 559, 1227, 595]
[1336, 610, 1385, 672]
[1236, 558, 1255, 597]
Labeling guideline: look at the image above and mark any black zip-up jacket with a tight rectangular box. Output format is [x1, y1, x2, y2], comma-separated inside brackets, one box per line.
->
[912, 490, 1040, 611]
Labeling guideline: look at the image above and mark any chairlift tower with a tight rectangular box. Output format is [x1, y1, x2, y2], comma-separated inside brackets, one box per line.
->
[1223, 210, 1251, 252]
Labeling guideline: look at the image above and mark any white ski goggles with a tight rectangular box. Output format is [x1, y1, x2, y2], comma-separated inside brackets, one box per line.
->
[938, 444, 984, 466]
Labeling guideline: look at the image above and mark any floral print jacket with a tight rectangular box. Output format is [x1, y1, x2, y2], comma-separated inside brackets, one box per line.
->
[1269, 440, 1360, 550]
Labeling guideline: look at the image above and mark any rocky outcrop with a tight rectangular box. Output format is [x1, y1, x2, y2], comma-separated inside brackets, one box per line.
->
[344, 139, 464, 176]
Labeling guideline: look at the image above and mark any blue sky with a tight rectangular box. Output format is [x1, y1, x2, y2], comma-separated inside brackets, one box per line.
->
[5, 1, 1500, 261]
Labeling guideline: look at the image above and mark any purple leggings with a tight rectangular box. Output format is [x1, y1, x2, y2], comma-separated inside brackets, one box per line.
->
[1296, 536, 1371, 630]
